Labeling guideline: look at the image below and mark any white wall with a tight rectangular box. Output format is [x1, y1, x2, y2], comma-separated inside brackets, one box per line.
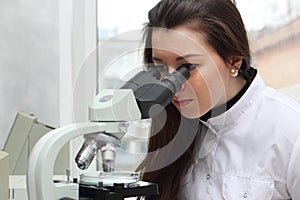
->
[0, 0, 60, 149]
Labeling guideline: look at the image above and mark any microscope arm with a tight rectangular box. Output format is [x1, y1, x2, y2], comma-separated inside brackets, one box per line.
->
[27, 122, 125, 200]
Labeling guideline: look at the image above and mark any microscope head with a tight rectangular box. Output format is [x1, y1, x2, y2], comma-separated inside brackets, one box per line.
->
[120, 63, 193, 118]
[89, 63, 194, 121]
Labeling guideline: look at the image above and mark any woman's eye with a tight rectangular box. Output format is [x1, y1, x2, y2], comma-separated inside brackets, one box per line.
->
[154, 64, 169, 78]
[155, 64, 169, 72]
[181, 63, 199, 70]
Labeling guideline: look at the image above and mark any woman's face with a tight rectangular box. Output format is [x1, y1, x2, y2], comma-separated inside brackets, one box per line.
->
[151, 26, 242, 119]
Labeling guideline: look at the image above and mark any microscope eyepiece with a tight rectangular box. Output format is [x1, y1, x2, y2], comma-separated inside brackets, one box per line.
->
[160, 64, 191, 94]
[120, 63, 193, 118]
[145, 63, 161, 80]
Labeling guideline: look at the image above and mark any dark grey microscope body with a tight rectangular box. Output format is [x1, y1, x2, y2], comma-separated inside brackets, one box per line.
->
[121, 64, 191, 118]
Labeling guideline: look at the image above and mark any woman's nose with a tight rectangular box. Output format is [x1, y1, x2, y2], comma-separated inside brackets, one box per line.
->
[168, 67, 176, 73]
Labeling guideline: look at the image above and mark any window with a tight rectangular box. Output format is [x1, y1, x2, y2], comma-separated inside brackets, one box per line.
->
[97, 0, 160, 89]
[96, 0, 160, 171]
[236, 0, 300, 96]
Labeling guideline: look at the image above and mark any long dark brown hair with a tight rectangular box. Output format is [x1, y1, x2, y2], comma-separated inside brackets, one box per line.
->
[137, 0, 251, 199]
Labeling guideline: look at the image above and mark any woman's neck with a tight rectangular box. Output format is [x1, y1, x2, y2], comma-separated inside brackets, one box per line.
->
[225, 76, 247, 104]
[200, 68, 257, 121]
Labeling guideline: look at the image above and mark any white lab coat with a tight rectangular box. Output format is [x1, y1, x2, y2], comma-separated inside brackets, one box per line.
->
[178, 73, 300, 200]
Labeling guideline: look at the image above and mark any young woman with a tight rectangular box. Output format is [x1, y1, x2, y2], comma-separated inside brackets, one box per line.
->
[137, 0, 300, 199]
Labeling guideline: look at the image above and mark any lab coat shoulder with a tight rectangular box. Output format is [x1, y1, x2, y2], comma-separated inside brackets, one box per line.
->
[261, 86, 300, 199]
[261, 86, 300, 133]
[259, 86, 300, 151]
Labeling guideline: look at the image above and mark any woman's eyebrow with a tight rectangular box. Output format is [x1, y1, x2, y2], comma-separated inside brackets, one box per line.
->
[176, 53, 203, 61]
[152, 53, 203, 63]
[152, 57, 163, 62]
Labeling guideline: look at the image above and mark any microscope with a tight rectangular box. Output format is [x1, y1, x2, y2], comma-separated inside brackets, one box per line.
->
[27, 64, 193, 200]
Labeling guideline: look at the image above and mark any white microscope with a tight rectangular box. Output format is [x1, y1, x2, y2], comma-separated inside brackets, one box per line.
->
[27, 64, 193, 200]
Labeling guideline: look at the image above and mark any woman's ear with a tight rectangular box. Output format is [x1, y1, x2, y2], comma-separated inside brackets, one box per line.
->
[228, 56, 243, 69]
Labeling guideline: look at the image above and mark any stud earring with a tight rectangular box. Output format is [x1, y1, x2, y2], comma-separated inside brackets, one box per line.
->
[229, 67, 239, 77]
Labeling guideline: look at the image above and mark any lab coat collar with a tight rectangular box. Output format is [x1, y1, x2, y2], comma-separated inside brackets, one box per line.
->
[196, 73, 265, 159]
[200, 72, 266, 135]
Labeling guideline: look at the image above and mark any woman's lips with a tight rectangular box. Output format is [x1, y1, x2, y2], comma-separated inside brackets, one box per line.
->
[173, 99, 193, 107]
